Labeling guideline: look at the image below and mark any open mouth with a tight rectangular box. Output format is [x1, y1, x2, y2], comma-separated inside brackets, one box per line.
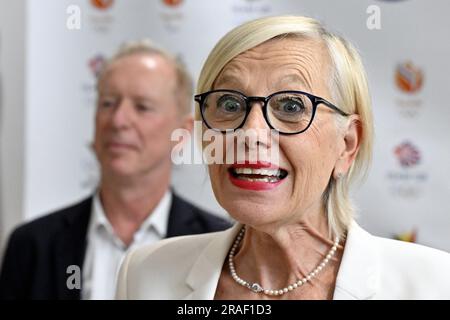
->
[228, 167, 288, 183]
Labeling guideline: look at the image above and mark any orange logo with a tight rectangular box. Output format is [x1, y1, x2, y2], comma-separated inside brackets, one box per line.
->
[395, 61, 423, 93]
[91, 0, 114, 10]
[162, 0, 183, 6]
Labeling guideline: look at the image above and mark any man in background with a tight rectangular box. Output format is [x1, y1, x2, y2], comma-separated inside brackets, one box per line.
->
[0, 40, 230, 299]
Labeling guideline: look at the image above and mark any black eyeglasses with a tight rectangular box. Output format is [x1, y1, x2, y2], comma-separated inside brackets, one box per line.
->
[194, 89, 349, 135]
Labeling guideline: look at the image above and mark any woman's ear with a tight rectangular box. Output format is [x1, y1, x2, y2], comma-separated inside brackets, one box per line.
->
[333, 115, 362, 179]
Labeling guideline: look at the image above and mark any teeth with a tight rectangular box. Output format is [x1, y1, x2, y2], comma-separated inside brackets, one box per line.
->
[237, 176, 280, 183]
[234, 168, 280, 176]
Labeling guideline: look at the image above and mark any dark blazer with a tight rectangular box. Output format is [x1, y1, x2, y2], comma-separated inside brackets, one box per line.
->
[0, 193, 231, 300]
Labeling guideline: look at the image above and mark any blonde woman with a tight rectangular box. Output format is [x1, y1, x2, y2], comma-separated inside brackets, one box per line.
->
[116, 16, 450, 300]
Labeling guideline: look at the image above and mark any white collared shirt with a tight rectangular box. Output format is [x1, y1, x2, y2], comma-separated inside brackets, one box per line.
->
[81, 190, 172, 300]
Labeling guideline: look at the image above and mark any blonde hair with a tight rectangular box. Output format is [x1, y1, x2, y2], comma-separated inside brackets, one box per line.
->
[98, 39, 193, 115]
[196, 16, 374, 238]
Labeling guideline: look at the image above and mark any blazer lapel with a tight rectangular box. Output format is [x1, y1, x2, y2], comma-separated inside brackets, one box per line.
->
[183, 224, 242, 299]
[182, 221, 380, 300]
[166, 192, 198, 237]
[55, 198, 92, 299]
[333, 221, 380, 300]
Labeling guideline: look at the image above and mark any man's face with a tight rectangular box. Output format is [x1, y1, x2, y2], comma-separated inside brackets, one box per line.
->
[94, 53, 187, 180]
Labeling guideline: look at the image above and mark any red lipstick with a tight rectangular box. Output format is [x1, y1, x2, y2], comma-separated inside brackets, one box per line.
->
[228, 161, 287, 191]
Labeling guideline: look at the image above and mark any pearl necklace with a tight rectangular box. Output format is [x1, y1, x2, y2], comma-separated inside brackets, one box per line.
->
[228, 226, 340, 296]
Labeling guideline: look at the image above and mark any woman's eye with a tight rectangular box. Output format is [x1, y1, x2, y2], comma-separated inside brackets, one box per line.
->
[217, 96, 242, 113]
[280, 99, 304, 113]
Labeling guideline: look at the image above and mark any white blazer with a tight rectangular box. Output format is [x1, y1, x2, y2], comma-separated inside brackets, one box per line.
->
[116, 221, 450, 299]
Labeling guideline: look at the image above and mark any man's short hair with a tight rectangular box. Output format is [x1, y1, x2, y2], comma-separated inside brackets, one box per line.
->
[97, 39, 193, 115]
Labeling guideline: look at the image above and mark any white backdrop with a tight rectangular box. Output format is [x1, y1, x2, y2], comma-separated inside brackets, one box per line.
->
[1, 0, 449, 251]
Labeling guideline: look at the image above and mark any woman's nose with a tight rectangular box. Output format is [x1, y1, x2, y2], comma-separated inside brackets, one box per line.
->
[241, 101, 272, 150]
[242, 101, 269, 131]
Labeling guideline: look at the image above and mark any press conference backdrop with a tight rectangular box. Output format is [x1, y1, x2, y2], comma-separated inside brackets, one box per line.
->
[0, 0, 449, 251]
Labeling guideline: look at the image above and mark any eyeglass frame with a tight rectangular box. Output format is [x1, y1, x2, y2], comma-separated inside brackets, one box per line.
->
[194, 89, 350, 135]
